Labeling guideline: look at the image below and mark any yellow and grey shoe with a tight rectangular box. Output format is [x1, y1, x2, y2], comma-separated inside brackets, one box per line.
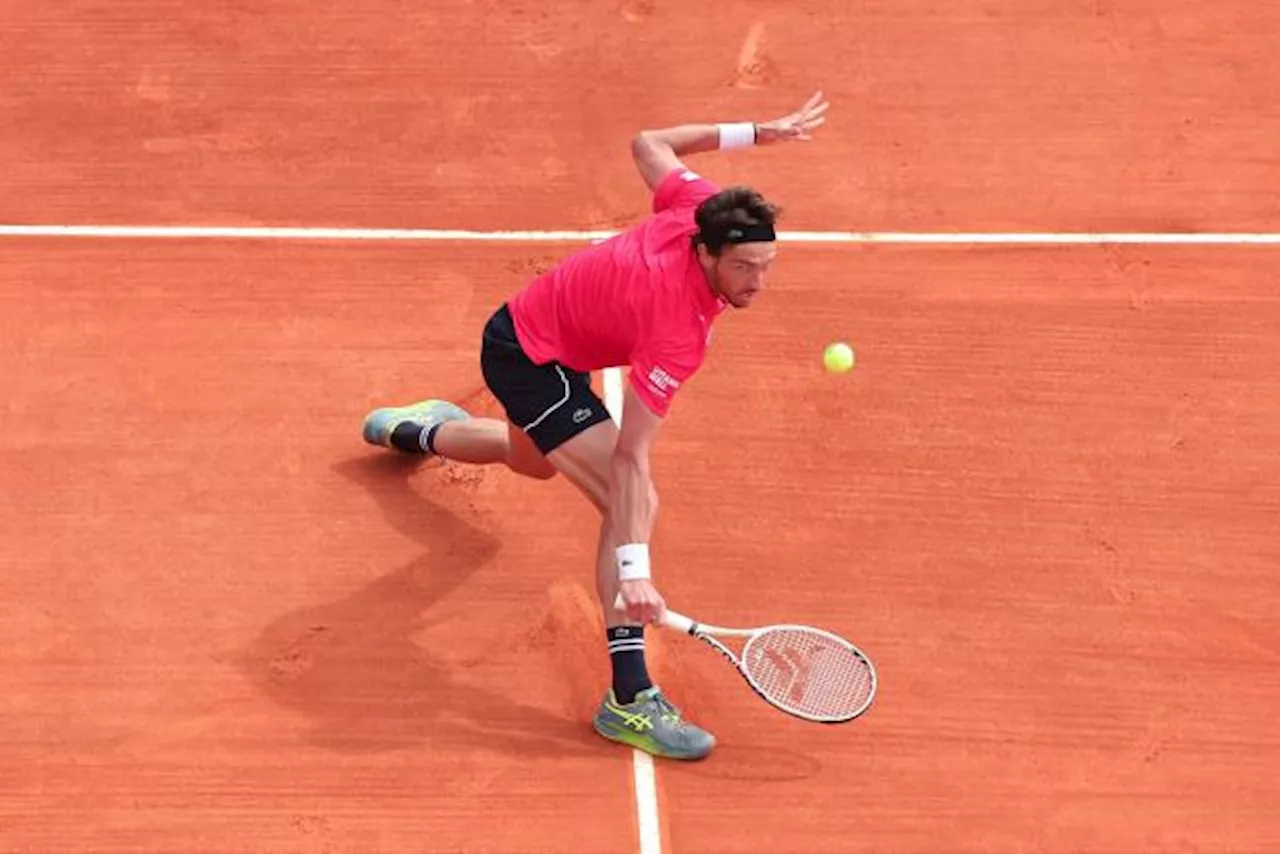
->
[592, 686, 716, 760]
[361, 398, 470, 452]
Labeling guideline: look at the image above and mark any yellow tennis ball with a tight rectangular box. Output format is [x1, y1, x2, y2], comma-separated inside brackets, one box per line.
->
[823, 342, 855, 373]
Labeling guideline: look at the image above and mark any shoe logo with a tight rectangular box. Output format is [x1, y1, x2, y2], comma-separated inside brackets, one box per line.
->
[572, 407, 592, 423]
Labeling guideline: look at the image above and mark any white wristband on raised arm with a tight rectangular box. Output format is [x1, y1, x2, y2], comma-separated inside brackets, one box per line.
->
[616, 543, 651, 581]
[717, 122, 757, 150]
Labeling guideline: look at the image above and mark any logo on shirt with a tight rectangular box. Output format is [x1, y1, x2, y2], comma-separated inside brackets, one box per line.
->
[647, 366, 681, 398]
[679, 170, 701, 183]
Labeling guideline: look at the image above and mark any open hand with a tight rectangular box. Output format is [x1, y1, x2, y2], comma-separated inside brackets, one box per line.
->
[755, 91, 830, 145]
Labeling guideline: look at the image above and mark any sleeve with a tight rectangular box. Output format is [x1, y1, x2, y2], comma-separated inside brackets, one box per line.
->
[628, 339, 703, 418]
[652, 167, 721, 215]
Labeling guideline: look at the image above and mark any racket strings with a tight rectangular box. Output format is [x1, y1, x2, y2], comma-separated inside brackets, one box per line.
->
[742, 627, 875, 720]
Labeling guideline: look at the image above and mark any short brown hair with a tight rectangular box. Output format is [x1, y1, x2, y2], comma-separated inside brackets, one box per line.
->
[693, 187, 781, 256]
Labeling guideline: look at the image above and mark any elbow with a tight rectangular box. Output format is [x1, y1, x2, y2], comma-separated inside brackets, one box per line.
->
[630, 131, 655, 161]
[632, 129, 674, 161]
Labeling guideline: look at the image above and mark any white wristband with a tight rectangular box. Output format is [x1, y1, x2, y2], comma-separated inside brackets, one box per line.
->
[717, 122, 757, 150]
[616, 543, 651, 581]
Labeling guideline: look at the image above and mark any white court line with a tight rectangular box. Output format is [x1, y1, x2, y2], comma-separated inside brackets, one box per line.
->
[591, 225, 659, 854]
[4, 223, 1280, 244]
[600, 365, 661, 854]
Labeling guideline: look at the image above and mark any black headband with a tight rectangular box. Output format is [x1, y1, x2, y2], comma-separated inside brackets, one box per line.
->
[721, 222, 777, 244]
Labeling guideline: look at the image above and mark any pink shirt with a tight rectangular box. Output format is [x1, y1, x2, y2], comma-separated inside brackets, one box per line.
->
[508, 167, 728, 417]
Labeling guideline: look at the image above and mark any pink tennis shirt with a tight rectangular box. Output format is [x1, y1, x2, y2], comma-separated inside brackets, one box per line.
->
[508, 167, 728, 418]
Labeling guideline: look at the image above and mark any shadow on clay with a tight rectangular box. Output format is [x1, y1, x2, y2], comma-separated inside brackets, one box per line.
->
[234, 452, 601, 759]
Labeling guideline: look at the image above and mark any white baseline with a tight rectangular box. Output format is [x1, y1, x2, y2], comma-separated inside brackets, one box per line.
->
[3, 224, 1280, 244]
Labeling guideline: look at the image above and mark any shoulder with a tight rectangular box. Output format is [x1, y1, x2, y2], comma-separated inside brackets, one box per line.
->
[652, 167, 722, 215]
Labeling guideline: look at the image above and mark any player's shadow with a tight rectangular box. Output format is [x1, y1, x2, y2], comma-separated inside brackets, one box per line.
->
[236, 452, 599, 758]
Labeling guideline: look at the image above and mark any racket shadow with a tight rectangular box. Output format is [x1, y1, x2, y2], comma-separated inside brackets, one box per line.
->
[234, 452, 600, 759]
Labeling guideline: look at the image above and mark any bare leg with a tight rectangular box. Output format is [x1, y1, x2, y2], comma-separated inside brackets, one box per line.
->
[438, 416, 626, 621]
[593, 514, 626, 629]
[433, 419, 558, 480]
[545, 420, 629, 626]
[430, 418, 509, 465]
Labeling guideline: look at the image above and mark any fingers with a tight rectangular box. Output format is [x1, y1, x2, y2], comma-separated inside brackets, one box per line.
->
[800, 89, 825, 112]
[622, 594, 666, 625]
[799, 91, 829, 121]
[617, 580, 667, 625]
[627, 604, 659, 624]
[627, 600, 664, 624]
[783, 114, 826, 143]
[769, 91, 829, 143]
[625, 604, 652, 623]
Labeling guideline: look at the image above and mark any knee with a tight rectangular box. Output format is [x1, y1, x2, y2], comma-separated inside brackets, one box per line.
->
[507, 444, 558, 481]
[519, 457, 558, 480]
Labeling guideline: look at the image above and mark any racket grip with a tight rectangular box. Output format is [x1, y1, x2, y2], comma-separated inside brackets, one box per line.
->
[660, 609, 696, 634]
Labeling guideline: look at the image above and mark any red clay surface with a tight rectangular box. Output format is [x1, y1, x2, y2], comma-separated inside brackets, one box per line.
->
[3, 2, 1280, 852]
[3, 1, 1279, 232]
[3, 240, 1278, 851]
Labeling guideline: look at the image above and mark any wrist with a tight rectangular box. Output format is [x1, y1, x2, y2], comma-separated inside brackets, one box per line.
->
[616, 543, 651, 581]
[717, 122, 757, 150]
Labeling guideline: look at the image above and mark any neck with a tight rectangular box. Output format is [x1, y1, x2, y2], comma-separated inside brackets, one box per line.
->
[697, 257, 720, 299]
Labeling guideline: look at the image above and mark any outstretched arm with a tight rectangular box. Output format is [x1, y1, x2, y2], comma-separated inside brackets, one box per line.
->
[629, 91, 831, 191]
[609, 381, 667, 625]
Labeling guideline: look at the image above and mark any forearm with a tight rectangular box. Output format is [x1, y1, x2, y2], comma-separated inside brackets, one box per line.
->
[608, 450, 658, 562]
[636, 124, 722, 158]
[636, 121, 757, 158]
[632, 91, 829, 188]
[604, 450, 666, 625]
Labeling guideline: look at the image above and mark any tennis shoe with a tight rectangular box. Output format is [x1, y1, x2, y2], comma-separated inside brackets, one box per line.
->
[592, 685, 715, 760]
[361, 398, 470, 453]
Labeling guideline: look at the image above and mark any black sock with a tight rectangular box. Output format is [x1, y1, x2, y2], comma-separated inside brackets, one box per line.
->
[389, 423, 442, 454]
[607, 625, 652, 704]
[389, 422, 425, 453]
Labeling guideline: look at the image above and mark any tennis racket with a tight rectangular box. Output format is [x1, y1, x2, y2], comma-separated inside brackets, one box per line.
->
[653, 603, 877, 724]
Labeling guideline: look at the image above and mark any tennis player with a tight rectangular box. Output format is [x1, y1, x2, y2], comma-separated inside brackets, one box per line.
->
[361, 92, 830, 760]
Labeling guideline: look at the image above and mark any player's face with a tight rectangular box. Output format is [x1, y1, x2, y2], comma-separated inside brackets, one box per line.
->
[710, 242, 777, 308]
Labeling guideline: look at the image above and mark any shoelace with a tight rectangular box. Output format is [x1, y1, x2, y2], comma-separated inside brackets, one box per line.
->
[651, 693, 684, 726]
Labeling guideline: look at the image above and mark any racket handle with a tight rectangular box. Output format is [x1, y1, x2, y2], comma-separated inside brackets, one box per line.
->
[660, 609, 696, 634]
[611, 593, 697, 634]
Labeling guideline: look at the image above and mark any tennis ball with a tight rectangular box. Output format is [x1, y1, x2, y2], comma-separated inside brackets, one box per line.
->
[823, 341, 855, 373]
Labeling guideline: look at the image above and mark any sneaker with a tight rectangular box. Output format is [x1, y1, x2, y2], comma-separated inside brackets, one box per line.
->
[361, 398, 470, 452]
[592, 685, 715, 760]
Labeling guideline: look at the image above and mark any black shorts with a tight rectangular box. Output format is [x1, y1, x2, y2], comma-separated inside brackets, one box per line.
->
[480, 303, 613, 455]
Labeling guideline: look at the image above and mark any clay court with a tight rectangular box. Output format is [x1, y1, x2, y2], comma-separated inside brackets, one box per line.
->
[3, 2, 1279, 852]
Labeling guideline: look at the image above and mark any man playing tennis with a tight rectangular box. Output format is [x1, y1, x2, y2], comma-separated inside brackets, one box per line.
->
[361, 92, 830, 760]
